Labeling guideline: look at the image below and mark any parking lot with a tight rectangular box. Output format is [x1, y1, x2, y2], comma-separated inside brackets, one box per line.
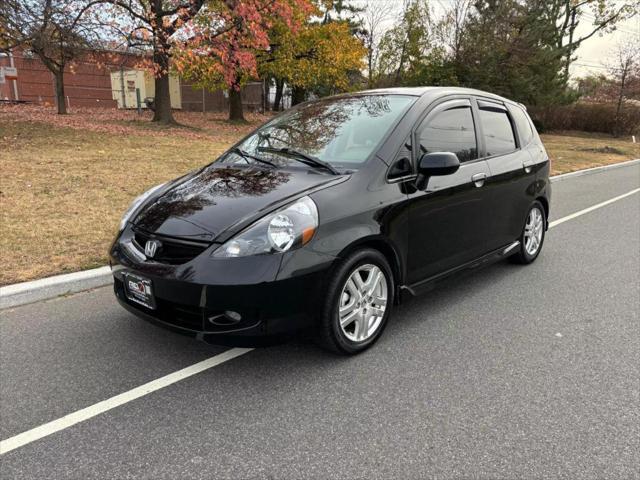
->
[1, 163, 639, 479]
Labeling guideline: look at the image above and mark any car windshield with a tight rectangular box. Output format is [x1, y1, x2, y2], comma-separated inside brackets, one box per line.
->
[222, 95, 415, 170]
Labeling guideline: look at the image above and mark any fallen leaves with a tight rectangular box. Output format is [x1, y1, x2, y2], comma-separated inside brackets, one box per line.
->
[0, 104, 271, 142]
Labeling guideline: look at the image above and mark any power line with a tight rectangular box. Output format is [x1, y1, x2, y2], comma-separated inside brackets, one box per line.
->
[573, 63, 609, 70]
[580, 12, 640, 35]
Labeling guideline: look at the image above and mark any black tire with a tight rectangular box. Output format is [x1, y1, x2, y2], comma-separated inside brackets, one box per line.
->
[316, 248, 394, 355]
[510, 200, 546, 264]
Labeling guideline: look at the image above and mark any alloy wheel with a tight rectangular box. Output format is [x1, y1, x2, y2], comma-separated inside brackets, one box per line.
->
[338, 264, 388, 342]
[524, 206, 544, 256]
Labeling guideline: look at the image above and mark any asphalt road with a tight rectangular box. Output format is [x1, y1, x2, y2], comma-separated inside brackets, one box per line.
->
[1, 164, 639, 479]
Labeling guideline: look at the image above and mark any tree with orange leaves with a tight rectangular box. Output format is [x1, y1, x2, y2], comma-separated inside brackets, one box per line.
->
[174, 0, 315, 122]
[259, 16, 366, 109]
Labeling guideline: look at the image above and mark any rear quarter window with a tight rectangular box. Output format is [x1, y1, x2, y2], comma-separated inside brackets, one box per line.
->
[510, 105, 534, 146]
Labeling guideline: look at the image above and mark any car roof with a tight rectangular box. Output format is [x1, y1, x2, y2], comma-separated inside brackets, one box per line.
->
[349, 86, 518, 106]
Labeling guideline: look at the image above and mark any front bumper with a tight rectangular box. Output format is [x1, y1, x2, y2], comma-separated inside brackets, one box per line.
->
[110, 226, 336, 345]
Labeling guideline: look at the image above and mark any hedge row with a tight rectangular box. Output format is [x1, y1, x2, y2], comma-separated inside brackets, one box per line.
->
[528, 102, 640, 136]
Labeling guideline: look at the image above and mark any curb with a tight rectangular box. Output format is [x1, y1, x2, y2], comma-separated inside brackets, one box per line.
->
[1, 158, 639, 311]
[550, 158, 639, 183]
[0, 266, 112, 310]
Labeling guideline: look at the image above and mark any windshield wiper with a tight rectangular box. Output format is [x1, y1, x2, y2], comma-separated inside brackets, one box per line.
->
[230, 147, 277, 168]
[257, 146, 339, 175]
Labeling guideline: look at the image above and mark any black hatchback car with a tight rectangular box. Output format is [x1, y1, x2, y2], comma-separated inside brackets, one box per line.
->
[111, 87, 550, 354]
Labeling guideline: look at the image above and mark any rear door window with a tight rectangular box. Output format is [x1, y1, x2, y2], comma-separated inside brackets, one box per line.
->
[478, 102, 517, 157]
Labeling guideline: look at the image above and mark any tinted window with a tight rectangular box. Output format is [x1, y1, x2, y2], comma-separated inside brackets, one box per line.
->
[510, 105, 533, 146]
[230, 95, 415, 167]
[479, 106, 516, 156]
[418, 106, 477, 162]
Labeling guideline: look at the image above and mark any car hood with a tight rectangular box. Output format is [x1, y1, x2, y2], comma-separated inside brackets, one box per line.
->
[133, 165, 345, 242]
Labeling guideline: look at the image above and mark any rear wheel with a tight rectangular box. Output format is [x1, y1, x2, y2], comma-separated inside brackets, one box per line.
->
[511, 201, 546, 264]
[317, 249, 393, 355]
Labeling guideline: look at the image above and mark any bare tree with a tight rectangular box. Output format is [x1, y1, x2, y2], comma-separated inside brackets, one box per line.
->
[359, 0, 394, 88]
[0, 0, 102, 114]
[374, 0, 434, 86]
[434, 0, 471, 64]
[545, 0, 639, 84]
[607, 37, 640, 136]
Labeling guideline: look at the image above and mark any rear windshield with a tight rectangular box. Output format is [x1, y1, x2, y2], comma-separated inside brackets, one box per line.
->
[231, 95, 416, 167]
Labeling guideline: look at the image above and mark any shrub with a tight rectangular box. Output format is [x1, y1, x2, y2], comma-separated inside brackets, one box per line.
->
[527, 102, 640, 136]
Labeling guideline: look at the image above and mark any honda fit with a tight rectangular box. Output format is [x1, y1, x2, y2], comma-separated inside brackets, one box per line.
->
[110, 87, 550, 354]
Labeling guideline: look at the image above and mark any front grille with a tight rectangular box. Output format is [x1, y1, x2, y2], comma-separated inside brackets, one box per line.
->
[132, 229, 210, 265]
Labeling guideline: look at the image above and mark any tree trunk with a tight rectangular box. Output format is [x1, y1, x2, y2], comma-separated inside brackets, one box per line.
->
[273, 79, 284, 111]
[561, 9, 577, 88]
[263, 78, 270, 112]
[228, 87, 245, 122]
[54, 70, 67, 115]
[614, 67, 628, 138]
[395, 41, 407, 86]
[152, 73, 175, 124]
[291, 86, 306, 106]
[367, 34, 374, 88]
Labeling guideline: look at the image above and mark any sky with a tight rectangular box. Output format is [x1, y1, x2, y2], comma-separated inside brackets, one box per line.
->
[571, 14, 639, 78]
[357, 0, 639, 80]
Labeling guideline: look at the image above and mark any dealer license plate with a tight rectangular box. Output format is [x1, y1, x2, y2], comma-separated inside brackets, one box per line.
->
[124, 273, 156, 310]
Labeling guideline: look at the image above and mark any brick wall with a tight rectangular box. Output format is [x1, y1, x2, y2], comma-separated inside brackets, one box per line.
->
[1, 48, 266, 112]
[0, 49, 140, 108]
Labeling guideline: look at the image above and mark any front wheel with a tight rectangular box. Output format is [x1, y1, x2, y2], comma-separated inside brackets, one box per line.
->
[317, 249, 394, 355]
[511, 201, 546, 264]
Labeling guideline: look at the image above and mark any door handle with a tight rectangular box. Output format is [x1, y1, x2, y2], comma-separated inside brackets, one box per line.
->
[523, 160, 534, 173]
[471, 173, 487, 187]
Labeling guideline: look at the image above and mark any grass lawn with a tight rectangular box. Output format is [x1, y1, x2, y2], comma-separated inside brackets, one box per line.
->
[0, 106, 266, 286]
[540, 131, 639, 176]
[1, 106, 638, 285]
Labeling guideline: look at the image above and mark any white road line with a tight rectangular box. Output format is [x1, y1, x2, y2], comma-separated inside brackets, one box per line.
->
[548, 188, 640, 229]
[1, 187, 639, 456]
[0, 347, 253, 455]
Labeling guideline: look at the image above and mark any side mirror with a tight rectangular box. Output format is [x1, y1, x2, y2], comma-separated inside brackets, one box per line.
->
[418, 152, 460, 177]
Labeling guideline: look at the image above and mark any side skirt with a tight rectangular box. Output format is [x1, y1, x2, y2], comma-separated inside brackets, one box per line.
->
[400, 241, 520, 298]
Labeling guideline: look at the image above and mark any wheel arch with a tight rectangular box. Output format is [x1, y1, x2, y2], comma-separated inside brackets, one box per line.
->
[331, 235, 404, 304]
[536, 196, 550, 227]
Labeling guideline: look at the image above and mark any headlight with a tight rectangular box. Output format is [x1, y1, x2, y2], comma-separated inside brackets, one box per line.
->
[119, 183, 166, 231]
[213, 196, 318, 258]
